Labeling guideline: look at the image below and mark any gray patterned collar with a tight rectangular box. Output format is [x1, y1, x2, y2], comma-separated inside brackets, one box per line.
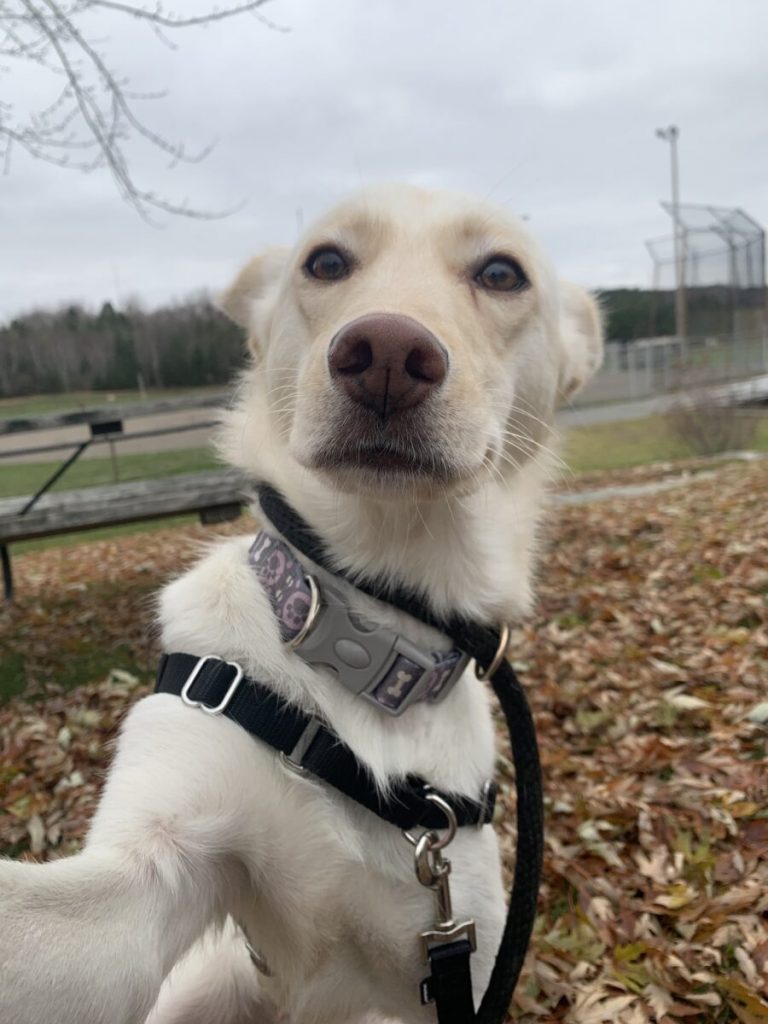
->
[248, 532, 469, 716]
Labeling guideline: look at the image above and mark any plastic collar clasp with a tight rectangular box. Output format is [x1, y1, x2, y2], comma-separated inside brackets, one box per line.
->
[291, 577, 469, 717]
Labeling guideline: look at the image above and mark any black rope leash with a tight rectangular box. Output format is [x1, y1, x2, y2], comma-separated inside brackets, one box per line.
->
[257, 485, 544, 1023]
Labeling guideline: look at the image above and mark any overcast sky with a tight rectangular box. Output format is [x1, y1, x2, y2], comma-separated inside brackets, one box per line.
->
[2, 0, 767, 322]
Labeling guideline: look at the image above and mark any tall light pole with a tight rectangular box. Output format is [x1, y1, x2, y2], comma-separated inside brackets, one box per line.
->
[656, 125, 688, 348]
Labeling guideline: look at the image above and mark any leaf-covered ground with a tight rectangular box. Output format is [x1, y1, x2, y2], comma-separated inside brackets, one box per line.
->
[1, 462, 767, 1022]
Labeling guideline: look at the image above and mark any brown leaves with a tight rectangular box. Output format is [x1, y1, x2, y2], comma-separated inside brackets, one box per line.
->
[497, 459, 768, 1020]
[2, 464, 768, 1021]
[0, 669, 148, 859]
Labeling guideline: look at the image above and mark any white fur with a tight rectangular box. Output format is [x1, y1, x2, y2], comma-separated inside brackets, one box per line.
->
[0, 185, 602, 1024]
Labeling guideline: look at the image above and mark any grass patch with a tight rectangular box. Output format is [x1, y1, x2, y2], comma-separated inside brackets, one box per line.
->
[563, 412, 768, 474]
[0, 387, 222, 419]
[55, 643, 146, 694]
[0, 652, 26, 702]
[0, 644, 146, 703]
[0, 577, 156, 702]
[0, 447, 219, 499]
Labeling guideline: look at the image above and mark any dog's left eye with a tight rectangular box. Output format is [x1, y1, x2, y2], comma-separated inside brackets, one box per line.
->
[305, 247, 350, 281]
[474, 257, 528, 293]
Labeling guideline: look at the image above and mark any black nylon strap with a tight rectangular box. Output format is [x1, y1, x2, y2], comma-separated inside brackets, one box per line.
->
[256, 483, 545, 1024]
[155, 653, 495, 832]
[422, 940, 476, 1023]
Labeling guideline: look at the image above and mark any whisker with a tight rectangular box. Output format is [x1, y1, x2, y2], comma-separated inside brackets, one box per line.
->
[492, 449, 521, 474]
[482, 451, 508, 486]
[507, 399, 556, 434]
[445, 491, 458, 530]
[413, 497, 435, 542]
[499, 434, 568, 472]
[495, 445, 566, 487]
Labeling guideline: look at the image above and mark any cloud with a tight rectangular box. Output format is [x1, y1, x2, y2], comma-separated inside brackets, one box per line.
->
[2, 0, 767, 321]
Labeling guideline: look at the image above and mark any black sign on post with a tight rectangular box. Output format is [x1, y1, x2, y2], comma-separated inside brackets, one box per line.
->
[90, 419, 124, 437]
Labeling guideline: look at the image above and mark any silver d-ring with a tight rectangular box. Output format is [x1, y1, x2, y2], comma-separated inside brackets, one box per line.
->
[287, 575, 321, 649]
[423, 792, 458, 849]
[475, 623, 510, 681]
[402, 791, 458, 850]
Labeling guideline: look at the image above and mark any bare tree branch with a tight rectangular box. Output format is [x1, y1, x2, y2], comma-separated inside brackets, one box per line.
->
[0, 0, 281, 219]
[92, 0, 286, 32]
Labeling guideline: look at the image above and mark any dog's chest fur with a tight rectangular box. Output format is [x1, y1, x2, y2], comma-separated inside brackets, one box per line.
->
[138, 530, 507, 1015]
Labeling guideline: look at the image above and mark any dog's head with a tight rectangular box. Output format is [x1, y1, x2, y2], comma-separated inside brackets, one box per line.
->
[219, 185, 602, 499]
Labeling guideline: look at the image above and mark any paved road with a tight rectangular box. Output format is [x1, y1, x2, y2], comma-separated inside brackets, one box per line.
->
[560, 372, 768, 428]
[558, 394, 672, 428]
[0, 407, 218, 464]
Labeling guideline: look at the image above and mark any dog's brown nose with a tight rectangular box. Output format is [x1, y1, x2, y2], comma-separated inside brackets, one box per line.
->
[328, 313, 448, 419]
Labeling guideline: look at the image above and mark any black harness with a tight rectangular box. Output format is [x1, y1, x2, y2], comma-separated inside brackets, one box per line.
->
[156, 651, 495, 832]
[155, 484, 544, 1024]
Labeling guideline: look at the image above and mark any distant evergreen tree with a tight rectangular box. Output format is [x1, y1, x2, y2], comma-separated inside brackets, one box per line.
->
[598, 289, 675, 341]
[158, 334, 194, 387]
[64, 305, 81, 333]
[94, 303, 140, 389]
[104, 334, 140, 389]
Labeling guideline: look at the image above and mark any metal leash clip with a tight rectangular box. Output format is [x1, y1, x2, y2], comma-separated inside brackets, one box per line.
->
[404, 791, 477, 963]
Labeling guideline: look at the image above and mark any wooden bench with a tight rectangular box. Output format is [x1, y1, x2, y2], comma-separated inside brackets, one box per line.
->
[0, 395, 246, 600]
[0, 469, 247, 600]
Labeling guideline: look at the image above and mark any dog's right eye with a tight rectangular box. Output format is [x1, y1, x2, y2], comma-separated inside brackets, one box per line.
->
[305, 247, 350, 281]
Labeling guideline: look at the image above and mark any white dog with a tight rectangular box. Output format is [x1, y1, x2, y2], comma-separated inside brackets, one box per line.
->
[0, 184, 602, 1024]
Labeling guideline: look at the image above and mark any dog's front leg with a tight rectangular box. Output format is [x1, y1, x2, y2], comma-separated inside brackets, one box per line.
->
[0, 836, 226, 1024]
[0, 695, 250, 1024]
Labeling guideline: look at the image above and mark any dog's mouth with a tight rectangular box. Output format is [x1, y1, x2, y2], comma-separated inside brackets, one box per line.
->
[311, 439, 457, 481]
[291, 393, 490, 494]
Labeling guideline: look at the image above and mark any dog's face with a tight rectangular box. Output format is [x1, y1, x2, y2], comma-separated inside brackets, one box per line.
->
[220, 185, 602, 499]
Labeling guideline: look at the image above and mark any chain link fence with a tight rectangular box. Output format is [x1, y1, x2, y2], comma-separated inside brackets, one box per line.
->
[573, 204, 767, 407]
[578, 333, 768, 406]
[647, 203, 766, 341]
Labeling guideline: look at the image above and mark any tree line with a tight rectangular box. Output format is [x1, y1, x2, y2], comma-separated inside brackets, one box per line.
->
[0, 300, 245, 397]
[600, 285, 765, 344]
[1, 286, 762, 398]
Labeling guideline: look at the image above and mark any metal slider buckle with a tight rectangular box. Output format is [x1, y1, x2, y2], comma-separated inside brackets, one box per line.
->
[180, 655, 244, 715]
[419, 918, 478, 963]
[278, 717, 324, 776]
[290, 576, 467, 716]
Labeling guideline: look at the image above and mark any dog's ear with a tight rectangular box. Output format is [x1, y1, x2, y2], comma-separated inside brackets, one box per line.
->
[557, 281, 604, 402]
[217, 247, 290, 356]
